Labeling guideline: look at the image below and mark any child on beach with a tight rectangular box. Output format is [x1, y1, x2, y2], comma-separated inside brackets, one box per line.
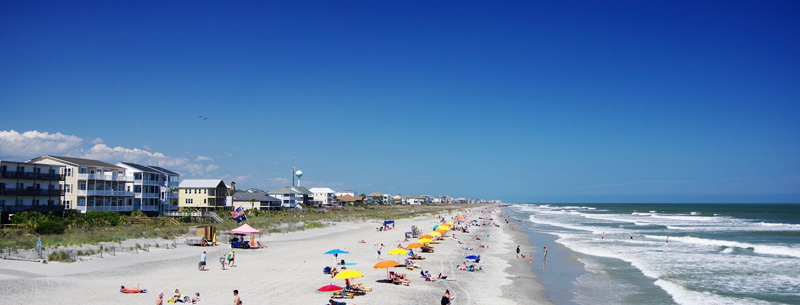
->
[220, 255, 226, 270]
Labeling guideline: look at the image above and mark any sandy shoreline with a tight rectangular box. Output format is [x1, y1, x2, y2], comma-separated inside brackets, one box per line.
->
[0, 206, 551, 304]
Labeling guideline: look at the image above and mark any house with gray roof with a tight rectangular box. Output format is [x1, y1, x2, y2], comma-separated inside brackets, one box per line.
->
[232, 192, 282, 211]
[267, 186, 312, 209]
[117, 162, 180, 214]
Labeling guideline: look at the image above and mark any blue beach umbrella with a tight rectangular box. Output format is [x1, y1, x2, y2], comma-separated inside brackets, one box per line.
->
[465, 255, 479, 260]
[324, 249, 349, 255]
[433, 225, 440, 230]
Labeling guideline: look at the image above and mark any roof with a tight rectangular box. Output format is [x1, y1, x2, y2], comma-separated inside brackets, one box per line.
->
[268, 186, 313, 195]
[233, 192, 280, 202]
[367, 192, 383, 197]
[29, 155, 120, 168]
[337, 194, 364, 202]
[118, 162, 158, 172]
[309, 187, 336, 194]
[149, 166, 179, 176]
[179, 179, 226, 188]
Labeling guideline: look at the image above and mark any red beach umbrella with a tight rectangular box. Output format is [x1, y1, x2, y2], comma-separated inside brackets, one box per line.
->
[316, 284, 344, 293]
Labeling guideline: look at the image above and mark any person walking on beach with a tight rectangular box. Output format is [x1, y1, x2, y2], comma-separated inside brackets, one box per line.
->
[441, 289, 454, 305]
[155, 293, 164, 305]
[543, 247, 548, 261]
[377, 243, 384, 259]
[228, 250, 235, 267]
[219, 255, 226, 270]
[233, 289, 242, 305]
[516, 245, 520, 259]
[529, 253, 534, 264]
[199, 251, 207, 271]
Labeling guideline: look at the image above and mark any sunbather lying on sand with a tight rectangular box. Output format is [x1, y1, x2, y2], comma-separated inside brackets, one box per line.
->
[120, 284, 146, 293]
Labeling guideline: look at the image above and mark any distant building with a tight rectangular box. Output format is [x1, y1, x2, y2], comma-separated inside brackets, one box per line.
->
[177, 179, 228, 210]
[0, 160, 65, 222]
[336, 194, 364, 205]
[268, 186, 313, 209]
[116, 162, 180, 214]
[335, 190, 356, 197]
[309, 187, 336, 206]
[28, 155, 132, 213]
[232, 192, 282, 211]
[366, 192, 390, 205]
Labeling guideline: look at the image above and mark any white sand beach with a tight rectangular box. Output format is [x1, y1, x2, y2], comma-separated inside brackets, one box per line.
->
[0, 207, 549, 304]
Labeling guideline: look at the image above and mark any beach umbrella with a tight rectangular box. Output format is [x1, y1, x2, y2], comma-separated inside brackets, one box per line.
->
[334, 269, 364, 280]
[455, 216, 464, 220]
[406, 243, 424, 249]
[429, 231, 442, 237]
[433, 225, 440, 230]
[465, 255, 479, 260]
[418, 238, 434, 243]
[316, 284, 344, 293]
[445, 222, 454, 226]
[419, 234, 433, 240]
[437, 226, 451, 232]
[388, 248, 409, 261]
[373, 260, 401, 279]
[324, 249, 349, 255]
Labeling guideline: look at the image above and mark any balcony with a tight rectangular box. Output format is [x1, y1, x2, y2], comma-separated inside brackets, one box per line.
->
[0, 188, 64, 196]
[1, 171, 65, 181]
[75, 190, 134, 197]
[0, 204, 65, 213]
[77, 205, 134, 213]
[134, 193, 160, 199]
[77, 173, 128, 182]
[133, 179, 162, 186]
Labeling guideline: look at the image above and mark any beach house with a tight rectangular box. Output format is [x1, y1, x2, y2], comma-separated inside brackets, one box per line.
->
[232, 191, 282, 211]
[177, 179, 228, 211]
[309, 187, 336, 206]
[116, 162, 180, 214]
[267, 186, 312, 209]
[28, 156, 133, 213]
[0, 160, 65, 222]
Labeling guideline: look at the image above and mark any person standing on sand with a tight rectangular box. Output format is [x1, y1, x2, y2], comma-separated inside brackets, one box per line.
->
[199, 251, 207, 271]
[377, 243, 384, 259]
[233, 289, 242, 305]
[516, 245, 520, 259]
[441, 289, 454, 305]
[156, 293, 163, 305]
[543, 247, 548, 261]
[529, 253, 534, 264]
[228, 250, 235, 267]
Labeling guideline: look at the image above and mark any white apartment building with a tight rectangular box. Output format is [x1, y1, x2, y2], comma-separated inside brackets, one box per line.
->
[1, 160, 65, 221]
[117, 162, 180, 214]
[29, 156, 133, 213]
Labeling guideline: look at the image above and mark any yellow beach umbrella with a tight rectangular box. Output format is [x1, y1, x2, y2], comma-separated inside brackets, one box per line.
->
[437, 226, 451, 231]
[388, 248, 409, 255]
[419, 234, 433, 240]
[445, 222, 454, 226]
[334, 269, 364, 280]
[418, 238, 434, 243]
[406, 243, 424, 249]
[429, 231, 442, 237]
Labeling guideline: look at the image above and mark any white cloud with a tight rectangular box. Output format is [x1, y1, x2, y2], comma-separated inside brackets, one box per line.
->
[0, 129, 217, 178]
[0, 130, 84, 158]
[196, 155, 212, 161]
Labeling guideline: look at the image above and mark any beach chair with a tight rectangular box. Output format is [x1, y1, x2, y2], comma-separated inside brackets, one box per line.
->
[331, 291, 353, 299]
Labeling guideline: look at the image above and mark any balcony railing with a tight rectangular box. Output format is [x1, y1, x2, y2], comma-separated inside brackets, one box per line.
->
[134, 193, 160, 199]
[78, 205, 134, 212]
[0, 171, 65, 181]
[0, 204, 65, 213]
[0, 188, 64, 196]
[75, 190, 134, 197]
[77, 173, 128, 182]
[133, 179, 162, 185]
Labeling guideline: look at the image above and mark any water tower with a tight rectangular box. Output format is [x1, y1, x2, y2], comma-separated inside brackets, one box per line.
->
[295, 170, 303, 187]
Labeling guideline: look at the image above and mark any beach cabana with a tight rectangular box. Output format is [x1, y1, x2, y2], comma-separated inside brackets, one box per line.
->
[230, 224, 261, 248]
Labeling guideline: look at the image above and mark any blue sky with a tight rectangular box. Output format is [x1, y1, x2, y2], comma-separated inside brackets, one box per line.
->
[1, 1, 798, 203]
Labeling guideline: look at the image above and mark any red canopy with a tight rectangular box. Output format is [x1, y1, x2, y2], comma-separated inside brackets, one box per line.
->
[230, 223, 260, 235]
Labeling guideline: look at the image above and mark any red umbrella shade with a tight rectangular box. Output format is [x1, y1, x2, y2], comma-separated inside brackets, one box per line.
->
[317, 284, 344, 293]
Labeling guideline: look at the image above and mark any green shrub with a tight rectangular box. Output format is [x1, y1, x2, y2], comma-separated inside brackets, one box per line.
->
[35, 220, 66, 235]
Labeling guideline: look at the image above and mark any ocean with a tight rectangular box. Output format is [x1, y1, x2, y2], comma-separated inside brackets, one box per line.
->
[504, 203, 800, 305]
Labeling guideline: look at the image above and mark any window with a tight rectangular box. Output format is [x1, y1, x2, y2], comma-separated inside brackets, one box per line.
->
[65, 167, 73, 177]
[185, 198, 194, 204]
[80, 167, 87, 174]
[65, 184, 72, 193]
[64, 200, 71, 208]
[203, 198, 207, 204]
[78, 198, 85, 206]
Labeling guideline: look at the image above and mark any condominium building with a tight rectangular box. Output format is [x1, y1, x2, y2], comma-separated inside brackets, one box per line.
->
[177, 179, 228, 210]
[267, 186, 312, 209]
[309, 187, 336, 206]
[0, 160, 65, 221]
[28, 156, 133, 213]
[117, 162, 180, 214]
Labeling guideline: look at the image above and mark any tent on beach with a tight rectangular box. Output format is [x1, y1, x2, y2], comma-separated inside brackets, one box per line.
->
[231, 223, 260, 235]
